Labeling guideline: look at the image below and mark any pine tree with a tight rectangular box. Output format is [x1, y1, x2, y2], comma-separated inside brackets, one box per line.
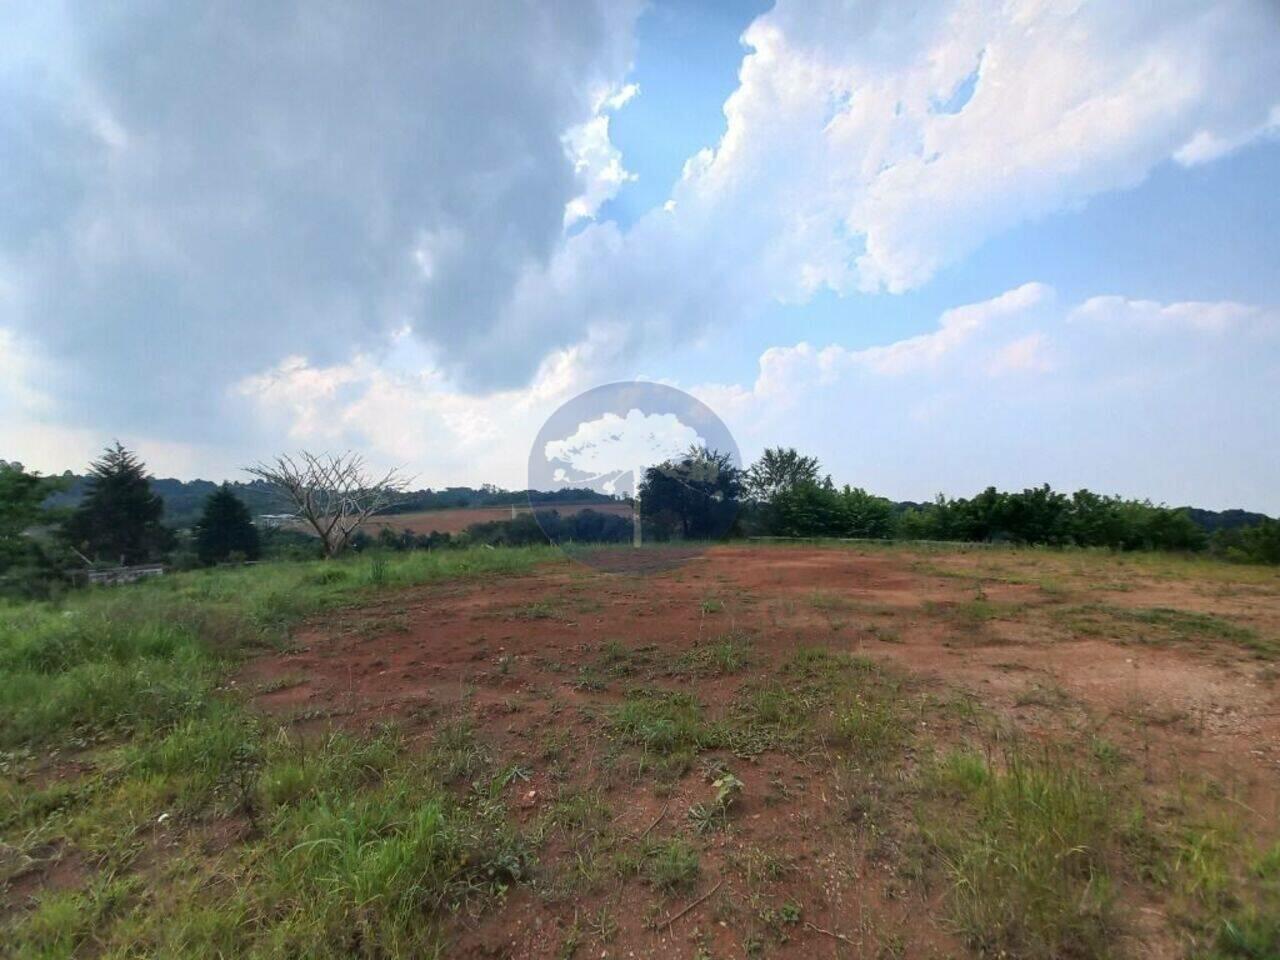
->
[62, 443, 171, 564]
[194, 485, 261, 565]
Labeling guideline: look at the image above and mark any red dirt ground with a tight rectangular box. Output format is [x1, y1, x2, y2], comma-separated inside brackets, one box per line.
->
[239, 545, 1280, 959]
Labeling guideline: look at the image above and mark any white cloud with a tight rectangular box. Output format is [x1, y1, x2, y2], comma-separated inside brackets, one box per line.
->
[985, 332, 1053, 377]
[563, 112, 639, 226]
[489, 0, 1280, 383]
[692, 285, 1280, 511]
[1175, 104, 1280, 166]
[664, 0, 1280, 295]
[1069, 295, 1274, 335]
[222, 282, 1279, 511]
[229, 324, 626, 486]
[1, 1, 642, 436]
[0, 326, 50, 416]
[853, 282, 1051, 374]
[3, 0, 1278, 512]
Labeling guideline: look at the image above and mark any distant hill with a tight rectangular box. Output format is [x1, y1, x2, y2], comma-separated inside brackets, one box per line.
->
[42, 475, 616, 530]
[380, 486, 615, 515]
[43, 476, 289, 529]
[1181, 507, 1272, 533]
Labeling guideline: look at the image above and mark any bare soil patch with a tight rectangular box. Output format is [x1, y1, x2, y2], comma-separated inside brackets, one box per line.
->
[238, 545, 1280, 958]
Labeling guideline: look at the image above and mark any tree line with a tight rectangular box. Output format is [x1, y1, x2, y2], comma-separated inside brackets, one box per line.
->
[737, 447, 1279, 556]
[1, 445, 267, 597]
[429, 444, 1277, 561]
[3, 442, 1277, 598]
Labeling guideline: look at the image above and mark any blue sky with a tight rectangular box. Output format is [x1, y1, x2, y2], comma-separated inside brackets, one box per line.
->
[599, 0, 774, 230]
[2, 1, 1279, 511]
[669, 137, 1280, 386]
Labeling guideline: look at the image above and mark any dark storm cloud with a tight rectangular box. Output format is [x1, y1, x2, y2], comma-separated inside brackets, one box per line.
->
[0, 1, 638, 438]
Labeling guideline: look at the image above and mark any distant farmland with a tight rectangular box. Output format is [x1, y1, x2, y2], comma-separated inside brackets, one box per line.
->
[362, 501, 631, 536]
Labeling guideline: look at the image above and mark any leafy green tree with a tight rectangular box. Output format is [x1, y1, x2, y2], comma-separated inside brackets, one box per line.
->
[0, 466, 48, 570]
[62, 443, 173, 564]
[194, 485, 261, 565]
[896, 493, 971, 541]
[839, 487, 896, 538]
[770, 481, 841, 537]
[1068, 490, 1130, 547]
[1138, 505, 1206, 552]
[1213, 518, 1280, 564]
[639, 447, 742, 541]
[746, 448, 822, 501]
[0, 464, 69, 596]
[1000, 484, 1071, 544]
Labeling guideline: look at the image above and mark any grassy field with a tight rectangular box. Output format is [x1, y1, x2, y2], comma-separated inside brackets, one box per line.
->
[1, 543, 1277, 958]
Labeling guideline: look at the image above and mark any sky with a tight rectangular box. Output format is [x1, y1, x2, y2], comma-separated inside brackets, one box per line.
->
[2, 0, 1279, 512]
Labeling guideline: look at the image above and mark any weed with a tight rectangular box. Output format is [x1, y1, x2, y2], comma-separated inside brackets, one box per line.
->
[924, 744, 1120, 959]
[1014, 680, 1072, 709]
[672, 631, 752, 677]
[513, 600, 559, 620]
[425, 720, 491, 784]
[808, 590, 851, 611]
[609, 689, 716, 755]
[832, 696, 904, 763]
[1054, 604, 1273, 658]
[644, 837, 700, 893]
[689, 770, 744, 834]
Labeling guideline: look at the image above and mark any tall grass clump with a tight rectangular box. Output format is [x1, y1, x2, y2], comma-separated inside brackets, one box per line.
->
[925, 744, 1120, 959]
[610, 689, 714, 754]
[265, 784, 529, 955]
[8, 724, 533, 958]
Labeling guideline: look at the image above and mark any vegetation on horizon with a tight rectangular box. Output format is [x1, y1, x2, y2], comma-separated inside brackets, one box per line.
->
[3, 442, 1278, 600]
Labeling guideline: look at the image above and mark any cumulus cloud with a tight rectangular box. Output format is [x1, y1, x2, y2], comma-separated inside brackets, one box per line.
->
[229, 323, 626, 486]
[662, 0, 1280, 296]
[695, 286, 1280, 511]
[563, 84, 641, 226]
[4, 0, 1278, 506]
[1, 0, 640, 437]
[220, 281, 1280, 511]
[478, 0, 1280, 380]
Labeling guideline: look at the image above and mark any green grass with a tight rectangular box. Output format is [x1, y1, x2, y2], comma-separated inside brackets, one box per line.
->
[3, 712, 536, 957]
[0, 547, 555, 956]
[609, 689, 716, 755]
[574, 639, 656, 690]
[611, 835, 701, 894]
[924, 744, 1122, 959]
[1164, 815, 1280, 959]
[670, 631, 753, 677]
[924, 597, 1026, 625]
[4, 541, 1279, 957]
[0, 546, 557, 748]
[728, 648, 908, 760]
[1053, 603, 1274, 658]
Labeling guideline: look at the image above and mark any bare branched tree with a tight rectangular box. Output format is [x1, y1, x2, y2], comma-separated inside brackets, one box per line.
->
[246, 452, 410, 557]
